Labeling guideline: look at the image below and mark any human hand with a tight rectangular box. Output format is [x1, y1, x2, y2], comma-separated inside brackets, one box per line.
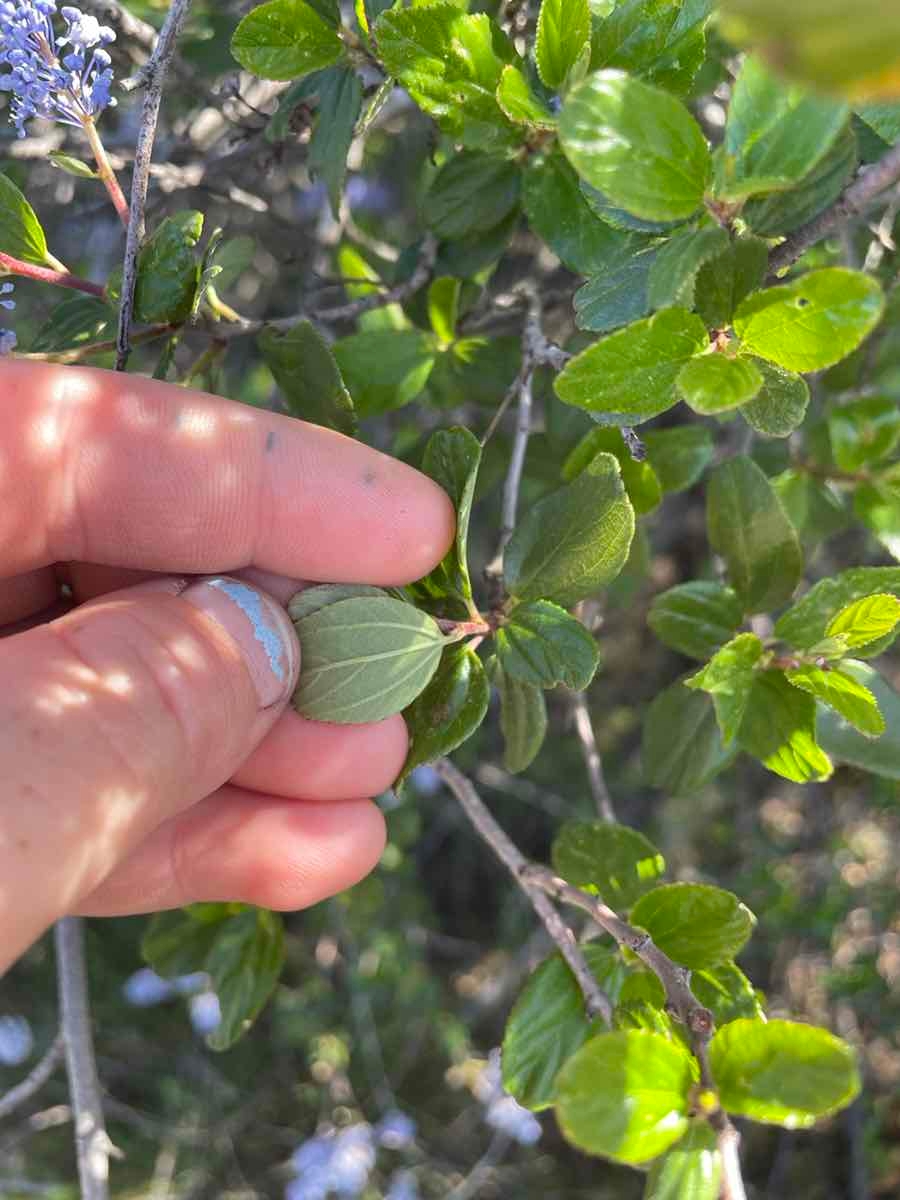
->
[0, 361, 454, 972]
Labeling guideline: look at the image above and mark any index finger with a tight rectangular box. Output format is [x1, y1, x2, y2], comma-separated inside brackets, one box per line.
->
[0, 361, 455, 585]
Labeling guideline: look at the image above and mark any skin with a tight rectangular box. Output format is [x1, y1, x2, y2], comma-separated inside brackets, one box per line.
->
[0, 360, 455, 974]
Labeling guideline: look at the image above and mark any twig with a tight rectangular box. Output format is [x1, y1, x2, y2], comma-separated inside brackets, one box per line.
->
[435, 759, 612, 1024]
[207, 235, 439, 338]
[22, 324, 176, 364]
[769, 141, 900, 275]
[0, 1034, 64, 1122]
[569, 690, 615, 822]
[444, 1129, 511, 1200]
[0, 252, 106, 299]
[55, 918, 111, 1200]
[115, 0, 194, 371]
[498, 367, 533, 555]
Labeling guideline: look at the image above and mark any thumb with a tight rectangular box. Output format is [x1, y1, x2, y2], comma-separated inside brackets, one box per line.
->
[0, 575, 299, 966]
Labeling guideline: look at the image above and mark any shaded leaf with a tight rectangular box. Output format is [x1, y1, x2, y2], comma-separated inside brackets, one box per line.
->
[496, 664, 548, 772]
[573, 249, 658, 334]
[737, 670, 833, 782]
[427, 152, 521, 240]
[497, 600, 599, 690]
[693, 235, 768, 328]
[828, 395, 900, 472]
[505, 452, 635, 606]
[308, 67, 363, 217]
[417, 426, 481, 609]
[743, 127, 857, 236]
[205, 908, 285, 1051]
[401, 644, 489, 781]
[552, 821, 665, 910]
[333, 329, 437, 414]
[818, 661, 900, 779]
[648, 581, 744, 661]
[134, 211, 203, 325]
[707, 456, 803, 612]
[259, 320, 356, 435]
[643, 680, 737, 795]
[740, 360, 810, 438]
[648, 226, 729, 311]
[643, 425, 714, 493]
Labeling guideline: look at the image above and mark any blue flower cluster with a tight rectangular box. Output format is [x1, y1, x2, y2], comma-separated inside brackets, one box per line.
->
[0, 1, 115, 137]
[0, 281, 15, 354]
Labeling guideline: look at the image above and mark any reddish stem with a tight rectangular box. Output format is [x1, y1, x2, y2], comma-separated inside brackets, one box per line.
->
[0, 252, 106, 299]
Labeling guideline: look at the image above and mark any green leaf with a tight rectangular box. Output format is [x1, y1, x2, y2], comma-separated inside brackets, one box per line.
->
[855, 103, 900, 142]
[693, 235, 768, 329]
[773, 469, 849, 546]
[775, 567, 900, 656]
[436, 209, 519, 278]
[231, 0, 344, 80]
[716, 56, 848, 201]
[828, 395, 900, 472]
[427, 152, 521, 241]
[642, 681, 737, 795]
[426, 335, 520, 407]
[562, 426, 661, 514]
[686, 633, 764, 744]
[740, 360, 810, 438]
[29, 296, 113, 354]
[333, 329, 437, 415]
[401, 644, 489, 781]
[630, 882, 756, 969]
[648, 226, 729, 311]
[496, 64, 557, 129]
[497, 600, 599, 690]
[502, 945, 625, 1111]
[0, 173, 50, 265]
[505, 452, 635, 606]
[134, 211, 204, 325]
[590, 0, 714, 96]
[581, 182, 686, 234]
[208, 236, 257, 291]
[644, 1122, 722, 1200]
[535, 0, 590, 90]
[786, 664, 884, 737]
[573, 248, 657, 334]
[737, 670, 833, 782]
[743, 127, 857, 237]
[308, 67, 363, 217]
[375, 5, 518, 150]
[523, 152, 640, 276]
[418, 426, 481, 609]
[427, 277, 461, 345]
[710, 1018, 860, 1127]
[707, 456, 803, 612]
[719, 0, 900, 99]
[827, 592, 900, 648]
[648, 582, 744, 662]
[143, 905, 284, 1050]
[734, 269, 884, 374]
[854, 475, 900, 560]
[205, 908, 285, 1050]
[48, 151, 98, 180]
[817, 661, 900, 779]
[555, 1031, 694, 1164]
[288, 584, 387, 622]
[291, 596, 446, 723]
[643, 426, 713, 494]
[555, 309, 709, 426]
[259, 320, 355, 435]
[676, 353, 763, 415]
[552, 821, 665, 910]
[691, 961, 764, 1026]
[495, 664, 547, 772]
[558, 70, 711, 222]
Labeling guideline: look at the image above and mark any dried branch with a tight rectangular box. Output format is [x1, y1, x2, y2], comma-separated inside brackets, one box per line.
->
[0, 1033, 64, 1122]
[769, 140, 900, 275]
[115, 0, 194, 371]
[434, 759, 612, 1024]
[55, 918, 112, 1200]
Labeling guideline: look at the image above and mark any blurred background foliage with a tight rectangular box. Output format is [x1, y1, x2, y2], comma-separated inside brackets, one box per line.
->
[1, 0, 899, 1196]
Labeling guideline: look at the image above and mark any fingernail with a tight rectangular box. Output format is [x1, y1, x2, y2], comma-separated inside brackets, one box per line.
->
[182, 576, 300, 709]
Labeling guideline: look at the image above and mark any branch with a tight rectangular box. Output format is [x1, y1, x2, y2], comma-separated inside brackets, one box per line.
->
[0, 252, 106, 299]
[207, 235, 439, 339]
[0, 1033, 64, 1122]
[21, 324, 176, 364]
[769, 140, 900, 275]
[115, 0, 194, 371]
[55, 918, 111, 1200]
[435, 759, 613, 1024]
[569, 689, 615, 823]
